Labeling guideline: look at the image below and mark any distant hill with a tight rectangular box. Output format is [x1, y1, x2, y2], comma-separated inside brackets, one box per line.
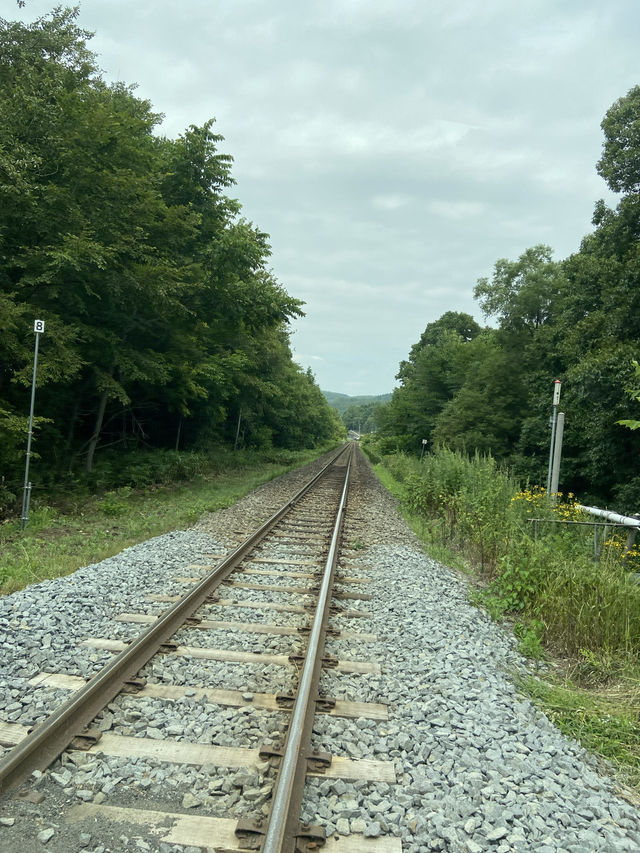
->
[322, 390, 392, 414]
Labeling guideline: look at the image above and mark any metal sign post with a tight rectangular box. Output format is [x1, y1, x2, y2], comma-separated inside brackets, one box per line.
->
[420, 438, 428, 460]
[546, 380, 561, 496]
[21, 320, 44, 530]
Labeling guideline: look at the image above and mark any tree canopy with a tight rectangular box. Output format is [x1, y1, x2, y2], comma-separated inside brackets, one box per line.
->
[597, 84, 640, 194]
[0, 9, 341, 512]
[376, 84, 640, 510]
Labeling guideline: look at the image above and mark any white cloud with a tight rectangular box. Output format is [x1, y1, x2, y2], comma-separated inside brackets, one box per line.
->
[12, 0, 640, 393]
[372, 194, 410, 210]
[428, 200, 486, 220]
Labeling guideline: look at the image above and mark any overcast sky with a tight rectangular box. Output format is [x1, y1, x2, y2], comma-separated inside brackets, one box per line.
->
[8, 0, 640, 394]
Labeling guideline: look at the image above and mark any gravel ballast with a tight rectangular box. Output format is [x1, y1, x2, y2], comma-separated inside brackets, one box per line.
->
[1, 448, 639, 852]
[310, 541, 640, 851]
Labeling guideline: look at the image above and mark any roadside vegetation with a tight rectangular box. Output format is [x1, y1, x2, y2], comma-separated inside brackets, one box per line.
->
[0, 444, 335, 595]
[362, 439, 640, 794]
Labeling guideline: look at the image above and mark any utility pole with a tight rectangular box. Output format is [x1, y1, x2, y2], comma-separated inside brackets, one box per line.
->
[550, 411, 565, 501]
[546, 379, 561, 496]
[21, 320, 44, 530]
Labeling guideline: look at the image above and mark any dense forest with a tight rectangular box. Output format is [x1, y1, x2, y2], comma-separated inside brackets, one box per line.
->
[0, 9, 342, 513]
[375, 85, 640, 510]
[323, 391, 392, 433]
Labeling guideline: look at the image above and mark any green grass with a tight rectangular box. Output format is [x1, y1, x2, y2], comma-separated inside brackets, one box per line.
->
[521, 674, 640, 794]
[0, 446, 333, 595]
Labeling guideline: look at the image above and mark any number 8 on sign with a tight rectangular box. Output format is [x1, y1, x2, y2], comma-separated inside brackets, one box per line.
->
[34, 320, 45, 334]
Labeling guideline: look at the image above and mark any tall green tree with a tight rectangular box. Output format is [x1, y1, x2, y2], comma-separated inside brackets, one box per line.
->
[377, 312, 481, 451]
[0, 8, 337, 510]
[597, 84, 640, 194]
[432, 331, 527, 459]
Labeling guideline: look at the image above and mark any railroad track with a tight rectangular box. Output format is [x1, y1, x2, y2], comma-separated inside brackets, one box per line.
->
[0, 443, 401, 852]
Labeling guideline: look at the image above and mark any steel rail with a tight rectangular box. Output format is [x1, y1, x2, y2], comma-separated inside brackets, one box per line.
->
[260, 444, 353, 853]
[0, 444, 350, 795]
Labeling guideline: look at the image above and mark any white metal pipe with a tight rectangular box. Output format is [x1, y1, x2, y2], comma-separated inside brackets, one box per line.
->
[546, 405, 558, 494]
[577, 505, 640, 528]
[550, 412, 565, 499]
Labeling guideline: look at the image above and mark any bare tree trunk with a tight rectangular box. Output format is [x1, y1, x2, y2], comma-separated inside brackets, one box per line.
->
[64, 397, 82, 473]
[175, 415, 182, 451]
[234, 408, 242, 451]
[85, 389, 109, 473]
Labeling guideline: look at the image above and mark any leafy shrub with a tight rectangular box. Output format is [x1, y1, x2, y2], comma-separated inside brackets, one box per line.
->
[79, 449, 214, 492]
[612, 475, 640, 514]
[385, 453, 416, 484]
[400, 448, 518, 571]
[99, 486, 132, 516]
[374, 444, 640, 661]
[0, 481, 17, 519]
[514, 619, 545, 660]
[374, 434, 415, 455]
[359, 435, 381, 464]
[488, 538, 546, 612]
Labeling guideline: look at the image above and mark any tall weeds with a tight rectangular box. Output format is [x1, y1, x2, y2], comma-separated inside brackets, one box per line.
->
[369, 445, 640, 661]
